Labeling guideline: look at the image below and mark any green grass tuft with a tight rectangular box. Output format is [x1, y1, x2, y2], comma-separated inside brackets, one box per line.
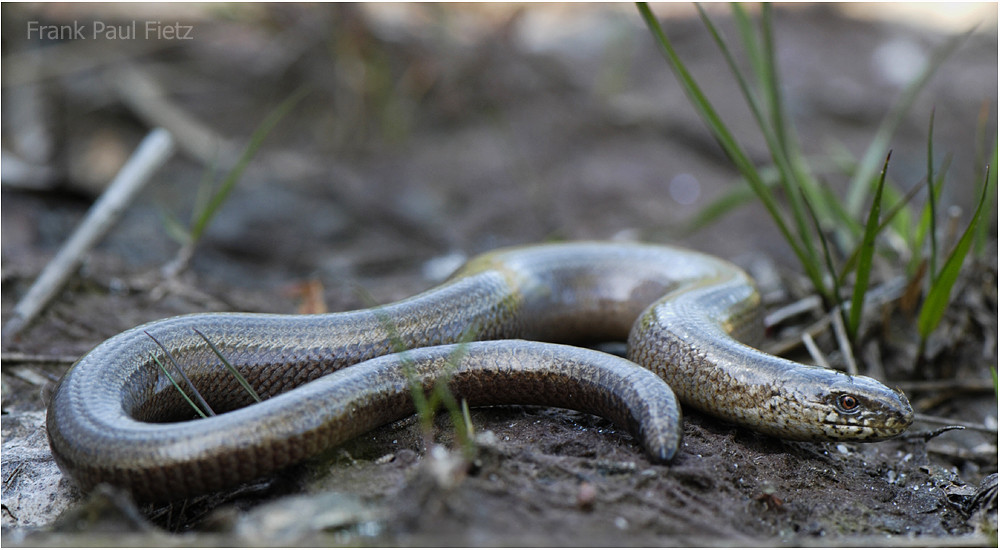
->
[636, 3, 990, 358]
[360, 287, 478, 460]
[160, 87, 311, 275]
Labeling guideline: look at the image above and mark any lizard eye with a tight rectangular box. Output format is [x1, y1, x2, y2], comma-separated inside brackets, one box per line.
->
[835, 394, 860, 414]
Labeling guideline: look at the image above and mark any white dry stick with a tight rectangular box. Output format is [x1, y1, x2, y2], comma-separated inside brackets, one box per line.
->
[800, 332, 831, 370]
[2, 128, 175, 343]
[913, 413, 996, 435]
[830, 309, 859, 376]
[763, 294, 822, 330]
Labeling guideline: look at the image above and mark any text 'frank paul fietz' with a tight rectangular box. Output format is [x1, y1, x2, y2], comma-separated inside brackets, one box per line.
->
[27, 20, 194, 41]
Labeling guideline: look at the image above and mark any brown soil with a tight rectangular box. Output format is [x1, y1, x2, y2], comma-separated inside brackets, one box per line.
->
[2, 3, 997, 546]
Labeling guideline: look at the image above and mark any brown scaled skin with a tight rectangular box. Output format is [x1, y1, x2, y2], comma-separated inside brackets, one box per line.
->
[46, 242, 913, 501]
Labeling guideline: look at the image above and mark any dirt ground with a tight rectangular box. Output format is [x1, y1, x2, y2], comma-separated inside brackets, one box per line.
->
[2, 3, 997, 546]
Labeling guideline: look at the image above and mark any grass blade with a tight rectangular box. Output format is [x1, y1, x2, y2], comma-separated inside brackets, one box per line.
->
[974, 132, 997, 257]
[188, 157, 219, 234]
[917, 167, 991, 339]
[815, 178, 863, 243]
[193, 328, 262, 403]
[159, 207, 194, 246]
[461, 399, 475, 441]
[189, 87, 311, 242]
[698, 5, 822, 265]
[428, 329, 477, 459]
[686, 184, 758, 233]
[729, 4, 765, 87]
[357, 291, 433, 431]
[145, 330, 216, 416]
[756, 4, 826, 271]
[759, 4, 789, 161]
[636, 2, 827, 299]
[841, 174, 930, 280]
[910, 154, 952, 274]
[357, 285, 476, 454]
[686, 155, 847, 236]
[925, 109, 939, 280]
[800, 189, 846, 331]
[150, 352, 208, 419]
[847, 152, 890, 342]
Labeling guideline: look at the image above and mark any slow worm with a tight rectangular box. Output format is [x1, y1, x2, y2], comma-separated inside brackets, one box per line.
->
[46, 242, 913, 501]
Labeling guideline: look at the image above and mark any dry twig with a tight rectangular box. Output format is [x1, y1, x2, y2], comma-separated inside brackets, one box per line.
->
[913, 412, 997, 435]
[2, 129, 175, 344]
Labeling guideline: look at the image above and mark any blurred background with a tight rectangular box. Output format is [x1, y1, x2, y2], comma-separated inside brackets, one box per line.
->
[3, 4, 995, 295]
